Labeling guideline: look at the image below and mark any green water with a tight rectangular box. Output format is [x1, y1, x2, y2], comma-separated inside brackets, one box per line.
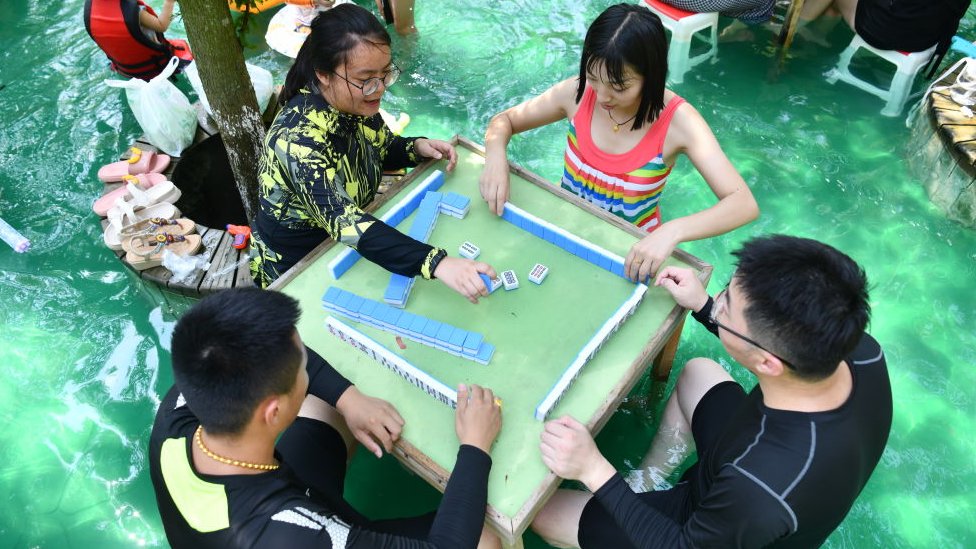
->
[1, 1, 974, 547]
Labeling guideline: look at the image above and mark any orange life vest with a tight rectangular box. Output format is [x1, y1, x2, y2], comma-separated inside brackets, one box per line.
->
[84, 0, 192, 80]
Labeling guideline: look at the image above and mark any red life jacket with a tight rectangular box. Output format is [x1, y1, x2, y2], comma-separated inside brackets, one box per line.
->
[84, 0, 192, 80]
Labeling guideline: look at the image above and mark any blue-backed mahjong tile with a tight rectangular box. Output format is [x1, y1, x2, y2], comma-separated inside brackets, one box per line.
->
[422, 319, 442, 340]
[611, 260, 626, 278]
[322, 286, 342, 304]
[398, 311, 418, 330]
[449, 329, 467, 349]
[585, 247, 601, 266]
[383, 307, 402, 327]
[435, 323, 455, 344]
[409, 315, 428, 335]
[346, 295, 365, 315]
[462, 332, 483, 354]
[474, 342, 495, 364]
[359, 298, 379, 318]
[334, 290, 353, 311]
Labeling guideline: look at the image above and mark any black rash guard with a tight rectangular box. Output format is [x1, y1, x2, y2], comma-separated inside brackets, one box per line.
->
[149, 348, 492, 549]
[589, 297, 893, 548]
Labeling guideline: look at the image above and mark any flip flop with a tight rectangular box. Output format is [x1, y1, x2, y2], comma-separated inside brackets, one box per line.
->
[97, 147, 171, 183]
[111, 180, 182, 215]
[92, 173, 167, 217]
[103, 208, 185, 251]
[122, 232, 203, 271]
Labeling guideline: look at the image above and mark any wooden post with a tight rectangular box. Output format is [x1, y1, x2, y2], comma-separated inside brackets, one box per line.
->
[651, 317, 685, 381]
[178, 0, 265, 223]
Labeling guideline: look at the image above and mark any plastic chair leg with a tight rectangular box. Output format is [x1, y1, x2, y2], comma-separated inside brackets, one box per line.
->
[668, 40, 692, 84]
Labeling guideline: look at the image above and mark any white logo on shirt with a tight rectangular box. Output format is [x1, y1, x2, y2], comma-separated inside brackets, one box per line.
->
[270, 507, 350, 546]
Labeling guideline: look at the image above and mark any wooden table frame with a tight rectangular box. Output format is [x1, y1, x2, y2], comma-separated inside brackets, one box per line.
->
[270, 136, 712, 547]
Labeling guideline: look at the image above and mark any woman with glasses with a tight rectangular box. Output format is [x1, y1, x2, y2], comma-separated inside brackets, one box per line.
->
[251, 4, 496, 301]
[480, 3, 758, 282]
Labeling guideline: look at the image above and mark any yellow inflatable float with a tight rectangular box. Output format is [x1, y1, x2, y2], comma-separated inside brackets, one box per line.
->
[229, 0, 315, 15]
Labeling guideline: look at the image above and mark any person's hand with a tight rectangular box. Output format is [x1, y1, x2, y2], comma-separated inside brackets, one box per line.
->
[415, 139, 458, 172]
[335, 386, 405, 458]
[434, 257, 496, 304]
[539, 416, 616, 491]
[625, 224, 680, 282]
[478, 158, 510, 216]
[455, 384, 502, 453]
[654, 266, 708, 313]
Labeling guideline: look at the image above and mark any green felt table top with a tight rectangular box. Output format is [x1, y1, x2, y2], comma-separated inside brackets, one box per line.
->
[275, 141, 703, 529]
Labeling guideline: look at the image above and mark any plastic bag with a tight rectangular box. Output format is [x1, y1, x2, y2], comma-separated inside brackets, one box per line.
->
[105, 57, 196, 157]
[183, 61, 274, 115]
[161, 249, 210, 284]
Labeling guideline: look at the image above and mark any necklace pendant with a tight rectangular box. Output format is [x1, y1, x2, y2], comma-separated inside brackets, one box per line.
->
[613, 123, 620, 132]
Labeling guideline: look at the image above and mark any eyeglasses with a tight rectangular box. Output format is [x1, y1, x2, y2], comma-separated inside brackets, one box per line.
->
[711, 288, 796, 370]
[333, 64, 401, 96]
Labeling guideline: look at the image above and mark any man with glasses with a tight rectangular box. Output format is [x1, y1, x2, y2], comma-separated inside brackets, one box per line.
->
[530, 234, 892, 548]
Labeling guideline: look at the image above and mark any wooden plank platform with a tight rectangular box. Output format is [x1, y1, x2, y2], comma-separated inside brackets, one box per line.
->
[98, 121, 256, 297]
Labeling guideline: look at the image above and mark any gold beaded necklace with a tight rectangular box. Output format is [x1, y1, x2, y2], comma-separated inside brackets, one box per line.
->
[607, 109, 638, 132]
[194, 426, 279, 471]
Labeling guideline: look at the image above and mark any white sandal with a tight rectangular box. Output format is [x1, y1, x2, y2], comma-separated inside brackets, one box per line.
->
[103, 202, 181, 251]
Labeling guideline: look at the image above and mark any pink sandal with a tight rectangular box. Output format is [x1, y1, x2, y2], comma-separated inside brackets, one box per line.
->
[97, 147, 171, 183]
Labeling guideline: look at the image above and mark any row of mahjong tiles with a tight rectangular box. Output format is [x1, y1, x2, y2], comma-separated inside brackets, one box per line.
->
[321, 173, 650, 418]
[323, 286, 495, 365]
[385, 183, 472, 307]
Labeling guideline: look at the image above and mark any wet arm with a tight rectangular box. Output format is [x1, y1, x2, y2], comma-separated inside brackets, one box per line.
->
[481, 77, 576, 213]
[660, 103, 759, 245]
[484, 77, 576, 160]
[139, 0, 175, 33]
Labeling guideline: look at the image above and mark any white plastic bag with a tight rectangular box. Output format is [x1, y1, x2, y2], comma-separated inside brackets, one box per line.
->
[183, 61, 274, 115]
[161, 249, 210, 284]
[105, 57, 196, 157]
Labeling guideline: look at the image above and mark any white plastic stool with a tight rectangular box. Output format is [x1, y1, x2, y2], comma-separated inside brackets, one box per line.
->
[825, 35, 938, 117]
[640, 0, 718, 84]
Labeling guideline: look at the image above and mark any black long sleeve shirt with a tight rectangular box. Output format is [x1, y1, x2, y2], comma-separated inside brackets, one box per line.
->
[589, 297, 893, 548]
[149, 348, 491, 548]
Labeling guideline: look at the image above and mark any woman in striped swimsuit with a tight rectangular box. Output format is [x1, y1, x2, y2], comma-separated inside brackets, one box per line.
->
[480, 3, 758, 281]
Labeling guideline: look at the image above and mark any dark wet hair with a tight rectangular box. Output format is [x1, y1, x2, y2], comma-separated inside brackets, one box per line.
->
[576, 3, 668, 131]
[171, 287, 303, 435]
[281, 3, 391, 104]
[732, 235, 871, 381]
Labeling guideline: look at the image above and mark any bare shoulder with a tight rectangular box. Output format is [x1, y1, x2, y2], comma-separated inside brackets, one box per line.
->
[668, 96, 715, 145]
[550, 77, 582, 111]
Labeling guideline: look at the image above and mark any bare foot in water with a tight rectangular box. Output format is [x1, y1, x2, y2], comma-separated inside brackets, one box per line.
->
[719, 20, 755, 43]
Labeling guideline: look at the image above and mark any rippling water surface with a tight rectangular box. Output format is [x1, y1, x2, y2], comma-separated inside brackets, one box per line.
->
[1, 1, 974, 547]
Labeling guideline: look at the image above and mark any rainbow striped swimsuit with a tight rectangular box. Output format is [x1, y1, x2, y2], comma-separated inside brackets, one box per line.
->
[561, 88, 685, 232]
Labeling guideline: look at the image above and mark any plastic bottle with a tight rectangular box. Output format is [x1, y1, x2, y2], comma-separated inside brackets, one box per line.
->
[0, 217, 30, 253]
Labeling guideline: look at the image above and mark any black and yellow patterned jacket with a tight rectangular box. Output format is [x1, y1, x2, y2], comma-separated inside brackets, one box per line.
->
[250, 88, 445, 287]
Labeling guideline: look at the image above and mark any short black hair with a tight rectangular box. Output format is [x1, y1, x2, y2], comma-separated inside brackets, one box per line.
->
[281, 3, 391, 103]
[170, 288, 303, 435]
[732, 235, 871, 381]
[576, 3, 668, 131]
